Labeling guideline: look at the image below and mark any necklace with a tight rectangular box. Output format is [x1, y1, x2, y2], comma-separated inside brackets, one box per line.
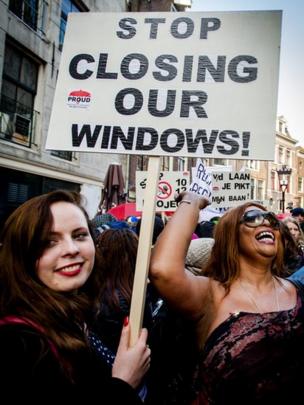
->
[239, 276, 280, 313]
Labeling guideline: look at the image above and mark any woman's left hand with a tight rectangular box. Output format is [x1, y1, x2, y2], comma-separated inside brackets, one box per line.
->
[112, 321, 151, 388]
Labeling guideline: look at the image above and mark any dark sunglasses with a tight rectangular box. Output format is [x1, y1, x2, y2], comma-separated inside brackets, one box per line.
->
[240, 209, 280, 229]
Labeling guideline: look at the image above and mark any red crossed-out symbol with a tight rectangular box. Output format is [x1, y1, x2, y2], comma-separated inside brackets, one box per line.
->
[157, 181, 172, 200]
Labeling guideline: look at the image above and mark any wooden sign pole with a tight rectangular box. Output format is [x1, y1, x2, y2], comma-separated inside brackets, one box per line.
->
[129, 156, 160, 346]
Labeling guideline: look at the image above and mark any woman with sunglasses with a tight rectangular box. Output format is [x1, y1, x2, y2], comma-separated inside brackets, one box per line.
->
[150, 192, 304, 404]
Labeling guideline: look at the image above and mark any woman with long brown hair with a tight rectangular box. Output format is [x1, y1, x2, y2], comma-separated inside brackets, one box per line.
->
[93, 228, 141, 351]
[0, 190, 150, 402]
[150, 192, 304, 404]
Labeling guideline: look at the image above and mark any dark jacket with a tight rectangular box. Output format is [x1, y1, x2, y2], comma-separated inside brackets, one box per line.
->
[0, 323, 142, 404]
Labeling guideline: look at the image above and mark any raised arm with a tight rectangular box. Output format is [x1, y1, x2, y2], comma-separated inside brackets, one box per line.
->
[149, 193, 210, 320]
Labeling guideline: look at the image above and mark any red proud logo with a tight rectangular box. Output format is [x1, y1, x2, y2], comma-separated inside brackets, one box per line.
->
[67, 90, 91, 108]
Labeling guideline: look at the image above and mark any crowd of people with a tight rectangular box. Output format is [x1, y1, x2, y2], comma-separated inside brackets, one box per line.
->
[1, 189, 304, 403]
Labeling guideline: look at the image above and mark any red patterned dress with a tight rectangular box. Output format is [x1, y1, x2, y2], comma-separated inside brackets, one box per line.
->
[195, 288, 304, 404]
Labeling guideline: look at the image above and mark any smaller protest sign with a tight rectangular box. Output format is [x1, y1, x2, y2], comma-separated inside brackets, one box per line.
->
[189, 159, 251, 208]
[189, 159, 212, 203]
[211, 171, 251, 208]
[136, 171, 190, 211]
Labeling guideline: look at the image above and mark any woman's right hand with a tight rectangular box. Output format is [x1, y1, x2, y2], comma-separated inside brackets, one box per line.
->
[175, 191, 210, 210]
[112, 319, 151, 388]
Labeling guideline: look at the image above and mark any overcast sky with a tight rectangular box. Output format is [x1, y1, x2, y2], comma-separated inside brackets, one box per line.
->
[190, 0, 304, 145]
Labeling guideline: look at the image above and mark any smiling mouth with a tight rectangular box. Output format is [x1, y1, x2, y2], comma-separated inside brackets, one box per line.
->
[55, 263, 82, 273]
[256, 231, 275, 242]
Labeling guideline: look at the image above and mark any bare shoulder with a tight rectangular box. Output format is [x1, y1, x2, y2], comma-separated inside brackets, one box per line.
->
[281, 277, 297, 290]
[278, 277, 298, 309]
[280, 277, 299, 295]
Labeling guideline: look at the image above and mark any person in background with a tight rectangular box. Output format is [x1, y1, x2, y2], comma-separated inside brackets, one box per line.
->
[279, 221, 304, 275]
[185, 238, 215, 276]
[283, 217, 304, 255]
[291, 207, 304, 232]
[92, 229, 146, 354]
[126, 215, 140, 229]
[90, 228, 151, 402]
[150, 192, 304, 404]
[0, 190, 150, 402]
[107, 219, 131, 230]
[91, 212, 117, 238]
[93, 226, 198, 404]
[135, 214, 164, 245]
[195, 216, 219, 239]
[284, 218, 304, 283]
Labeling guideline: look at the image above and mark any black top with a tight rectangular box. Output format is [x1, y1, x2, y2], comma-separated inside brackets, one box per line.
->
[0, 323, 142, 404]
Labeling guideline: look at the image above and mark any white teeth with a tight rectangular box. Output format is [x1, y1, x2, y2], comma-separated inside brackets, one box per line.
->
[58, 264, 80, 272]
[256, 231, 274, 241]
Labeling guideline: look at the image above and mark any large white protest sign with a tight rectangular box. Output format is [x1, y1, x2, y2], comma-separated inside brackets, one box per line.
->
[46, 11, 281, 160]
[136, 171, 190, 211]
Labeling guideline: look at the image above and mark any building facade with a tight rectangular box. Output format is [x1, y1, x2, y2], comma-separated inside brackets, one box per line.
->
[1, 1, 302, 225]
[0, 0, 191, 225]
[0, 0, 128, 226]
[210, 115, 300, 213]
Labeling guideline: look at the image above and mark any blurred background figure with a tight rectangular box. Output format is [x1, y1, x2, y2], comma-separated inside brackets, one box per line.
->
[126, 215, 140, 229]
[284, 217, 304, 283]
[135, 214, 165, 246]
[93, 229, 143, 352]
[185, 238, 215, 276]
[92, 228, 155, 402]
[279, 221, 304, 275]
[283, 217, 304, 254]
[291, 207, 304, 232]
[93, 226, 198, 404]
[91, 212, 117, 238]
[195, 216, 220, 239]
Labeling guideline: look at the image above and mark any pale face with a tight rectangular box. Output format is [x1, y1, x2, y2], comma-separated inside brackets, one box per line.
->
[295, 215, 304, 224]
[239, 206, 279, 261]
[286, 222, 301, 241]
[36, 202, 95, 292]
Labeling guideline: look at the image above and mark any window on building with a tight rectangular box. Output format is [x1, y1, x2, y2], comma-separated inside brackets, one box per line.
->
[176, 157, 185, 171]
[9, 0, 39, 31]
[137, 155, 148, 170]
[7, 182, 29, 204]
[247, 160, 259, 170]
[250, 178, 255, 200]
[162, 156, 170, 171]
[298, 177, 303, 193]
[271, 171, 276, 190]
[0, 42, 38, 147]
[286, 149, 291, 166]
[214, 158, 227, 166]
[59, 0, 81, 49]
[278, 147, 284, 164]
[257, 180, 264, 202]
[51, 150, 73, 161]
